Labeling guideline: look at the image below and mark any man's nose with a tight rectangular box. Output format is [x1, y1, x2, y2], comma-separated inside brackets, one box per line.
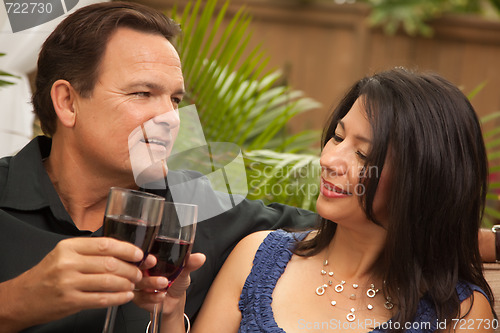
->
[152, 109, 180, 129]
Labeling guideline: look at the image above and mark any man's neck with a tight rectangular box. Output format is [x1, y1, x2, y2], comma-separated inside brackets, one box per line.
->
[44, 137, 136, 232]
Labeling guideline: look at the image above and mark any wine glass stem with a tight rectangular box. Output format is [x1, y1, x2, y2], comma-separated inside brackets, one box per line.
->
[150, 303, 162, 333]
[102, 306, 118, 333]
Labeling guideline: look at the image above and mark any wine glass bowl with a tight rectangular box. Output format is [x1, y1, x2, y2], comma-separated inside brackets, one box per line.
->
[148, 201, 198, 333]
[103, 187, 164, 264]
[102, 187, 165, 333]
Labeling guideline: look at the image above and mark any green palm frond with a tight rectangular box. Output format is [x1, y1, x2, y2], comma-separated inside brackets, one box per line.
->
[466, 83, 500, 227]
[361, 0, 498, 37]
[481, 110, 500, 227]
[170, 0, 321, 153]
[167, 0, 322, 210]
[0, 54, 20, 88]
[244, 149, 320, 211]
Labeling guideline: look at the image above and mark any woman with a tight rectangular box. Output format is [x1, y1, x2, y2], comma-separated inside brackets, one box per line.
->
[164, 68, 496, 332]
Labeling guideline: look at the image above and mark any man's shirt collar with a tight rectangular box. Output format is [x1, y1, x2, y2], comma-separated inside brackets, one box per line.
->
[0, 136, 53, 210]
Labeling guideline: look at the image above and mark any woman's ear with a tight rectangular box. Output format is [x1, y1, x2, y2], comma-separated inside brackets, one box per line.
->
[50, 79, 77, 128]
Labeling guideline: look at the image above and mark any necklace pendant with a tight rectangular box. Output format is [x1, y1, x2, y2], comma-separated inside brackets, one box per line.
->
[323, 259, 328, 266]
[349, 293, 356, 300]
[321, 269, 327, 275]
[384, 296, 394, 310]
[346, 308, 356, 322]
[367, 304, 373, 310]
[366, 284, 378, 298]
[352, 283, 359, 289]
[331, 300, 336, 306]
[316, 285, 326, 296]
[334, 280, 345, 293]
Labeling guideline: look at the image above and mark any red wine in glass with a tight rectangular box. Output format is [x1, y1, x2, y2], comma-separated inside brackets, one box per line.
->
[147, 236, 192, 288]
[103, 215, 159, 265]
[101, 187, 163, 333]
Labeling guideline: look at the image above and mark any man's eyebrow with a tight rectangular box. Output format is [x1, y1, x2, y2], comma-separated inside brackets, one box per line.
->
[338, 120, 372, 143]
[125, 82, 186, 95]
[125, 82, 162, 90]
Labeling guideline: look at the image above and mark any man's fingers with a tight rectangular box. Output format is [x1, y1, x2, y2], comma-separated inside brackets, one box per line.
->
[133, 289, 166, 312]
[77, 290, 136, 309]
[183, 253, 206, 274]
[165, 253, 206, 298]
[75, 274, 137, 293]
[135, 276, 169, 291]
[138, 254, 157, 271]
[64, 238, 144, 263]
[76, 256, 142, 283]
[135, 254, 205, 295]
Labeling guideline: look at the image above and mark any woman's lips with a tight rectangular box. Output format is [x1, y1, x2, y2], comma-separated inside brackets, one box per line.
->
[320, 178, 352, 198]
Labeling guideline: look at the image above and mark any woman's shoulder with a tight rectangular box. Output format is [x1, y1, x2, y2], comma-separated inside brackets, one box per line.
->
[233, 229, 310, 266]
[456, 281, 491, 304]
[451, 281, 494, 332]
[226, 231, 272, 267]
[239, 229, 311, 248]
[239, 230, 273, 246]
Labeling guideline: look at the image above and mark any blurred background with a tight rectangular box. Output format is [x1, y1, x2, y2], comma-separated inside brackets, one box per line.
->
[2, 0, 500, 223]
[141, 0, 500, 135]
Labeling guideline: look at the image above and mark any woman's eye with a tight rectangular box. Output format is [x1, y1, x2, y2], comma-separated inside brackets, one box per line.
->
[333, 134, 343, 143]
[356, 151, 367, 160]
[172, 97, 182, 105]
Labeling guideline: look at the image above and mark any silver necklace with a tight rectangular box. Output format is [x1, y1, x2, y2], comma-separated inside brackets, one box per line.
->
[315, 259, 394, 322]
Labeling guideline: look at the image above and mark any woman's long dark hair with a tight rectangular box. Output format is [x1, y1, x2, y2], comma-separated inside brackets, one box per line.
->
[295, 68, 494, 331]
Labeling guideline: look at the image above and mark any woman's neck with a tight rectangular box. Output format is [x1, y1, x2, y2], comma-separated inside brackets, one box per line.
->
[324, 225, 387, 283]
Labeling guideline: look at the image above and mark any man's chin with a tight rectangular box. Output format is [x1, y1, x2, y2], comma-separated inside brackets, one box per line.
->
[132, 161, 168, 189]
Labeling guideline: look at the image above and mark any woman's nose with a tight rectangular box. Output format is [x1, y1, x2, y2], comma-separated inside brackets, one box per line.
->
[320, 144, 350, 177]
[320, 158, 348, 177]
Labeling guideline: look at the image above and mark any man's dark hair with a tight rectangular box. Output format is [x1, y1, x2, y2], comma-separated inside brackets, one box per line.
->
[32, 1, 181, 136]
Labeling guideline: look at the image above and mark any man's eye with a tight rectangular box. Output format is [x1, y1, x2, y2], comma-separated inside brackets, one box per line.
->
[132, 92, 151, 97]
[172, 97, 182, 105]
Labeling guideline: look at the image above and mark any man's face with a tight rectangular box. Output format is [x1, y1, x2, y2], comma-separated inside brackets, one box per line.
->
[71, 27, 185, 186]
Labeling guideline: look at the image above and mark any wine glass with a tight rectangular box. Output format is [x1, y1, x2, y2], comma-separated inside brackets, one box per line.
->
[148, 201, 198, 333]
[102, 187, 165, 333]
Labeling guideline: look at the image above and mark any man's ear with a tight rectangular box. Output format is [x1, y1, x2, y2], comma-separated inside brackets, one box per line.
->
[50, 79, 78, 128]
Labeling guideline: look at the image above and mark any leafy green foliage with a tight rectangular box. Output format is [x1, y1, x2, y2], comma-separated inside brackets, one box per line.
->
[244, 150, 320, 210]
[169, 0, 321, 211]
[359, 0, 499, 36]
[481, 111, 500, 226]
[0, 54, 20, 88]
[170, 0, 321, 152]
[167, 0, 500, 216]
[463, 82, 500, 226]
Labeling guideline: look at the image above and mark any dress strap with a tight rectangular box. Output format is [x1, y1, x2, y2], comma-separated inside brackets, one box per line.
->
[238, 229, 308, 332]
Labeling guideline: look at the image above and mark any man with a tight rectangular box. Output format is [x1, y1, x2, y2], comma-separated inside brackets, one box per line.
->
[0, 2, 317, 332]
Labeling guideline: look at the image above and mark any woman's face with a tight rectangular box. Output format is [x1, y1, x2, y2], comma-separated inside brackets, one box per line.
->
[316, 97, 391, 228]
